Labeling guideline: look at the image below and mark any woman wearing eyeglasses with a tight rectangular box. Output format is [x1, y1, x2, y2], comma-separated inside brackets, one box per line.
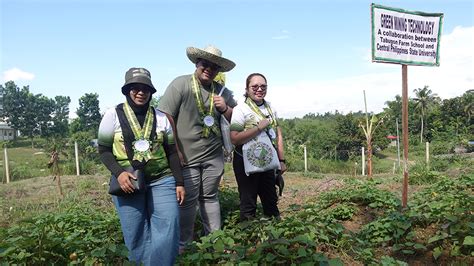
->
[230, 73, 287, 221]
[98, 68, 185, 265]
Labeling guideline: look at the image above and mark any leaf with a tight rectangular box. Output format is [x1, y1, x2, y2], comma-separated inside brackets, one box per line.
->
[428, 233, 447, 244]
[297, 247, 307, 257]
[213, 239, 224, 253]
[463, 236, 474, 246]
[401, 249, 415, 254]
[413, 243, 426, 250]
[328, 258, 344, 266]
[432, 247, 442, 260]
[265, 252, 276, 262]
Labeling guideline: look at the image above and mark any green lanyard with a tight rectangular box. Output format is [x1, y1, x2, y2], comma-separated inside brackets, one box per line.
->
[123, 101, 154, 162]
[192, 74, 220, 138]
[245, 98, 278, 129]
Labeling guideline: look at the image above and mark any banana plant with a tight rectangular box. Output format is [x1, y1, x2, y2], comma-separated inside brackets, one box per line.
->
[359, 90, 385, 177]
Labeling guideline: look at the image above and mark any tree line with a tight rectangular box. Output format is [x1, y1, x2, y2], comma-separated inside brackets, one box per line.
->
[280, 87, 472, 169]
[1, 81, 472, 171]
[0, 81, 101, 147]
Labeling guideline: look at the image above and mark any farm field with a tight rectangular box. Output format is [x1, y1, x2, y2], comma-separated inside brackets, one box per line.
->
[0, 159, 472, 265]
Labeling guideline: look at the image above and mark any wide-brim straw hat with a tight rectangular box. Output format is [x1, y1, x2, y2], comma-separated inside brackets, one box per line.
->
[121, 67, 156, 95]
[186, 45, 235, 72]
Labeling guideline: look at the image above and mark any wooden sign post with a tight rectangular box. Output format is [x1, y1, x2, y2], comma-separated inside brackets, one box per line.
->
[371, 3, 443, 207]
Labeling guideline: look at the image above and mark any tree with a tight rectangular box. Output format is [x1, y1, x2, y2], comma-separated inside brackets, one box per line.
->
[335, 113, 364, 160]
[72, 93, 101, 135]
[150, 95, 161, 108]
[1, 81, 55, 146]
[413, 86, 439, 143]
[33, 94, 55, 138]
[1, 81, 34, 137]
[461, 90, 473, 126]
[51, 96, 71, 138]
[384, 95, 418, 137]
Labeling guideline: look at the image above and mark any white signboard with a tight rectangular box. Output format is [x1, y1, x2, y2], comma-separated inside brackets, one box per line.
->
[371, 3, 443, 66]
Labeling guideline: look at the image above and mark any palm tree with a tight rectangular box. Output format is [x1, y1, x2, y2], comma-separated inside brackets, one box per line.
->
[413, 86, 438, 143]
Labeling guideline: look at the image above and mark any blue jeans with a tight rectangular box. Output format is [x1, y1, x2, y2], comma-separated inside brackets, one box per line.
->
[113, 176, 179, 266]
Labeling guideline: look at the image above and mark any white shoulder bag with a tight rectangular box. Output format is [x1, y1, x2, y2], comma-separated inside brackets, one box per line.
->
[242, 131, 281, 176]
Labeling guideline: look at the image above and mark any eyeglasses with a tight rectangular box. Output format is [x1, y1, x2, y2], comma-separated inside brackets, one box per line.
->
[130, 87, 151, 94]
[249, 84, 267, 92]
[199, 60, 221, 71]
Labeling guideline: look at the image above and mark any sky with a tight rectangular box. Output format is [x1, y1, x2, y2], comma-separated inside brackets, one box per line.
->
[1, 0, 473, 119]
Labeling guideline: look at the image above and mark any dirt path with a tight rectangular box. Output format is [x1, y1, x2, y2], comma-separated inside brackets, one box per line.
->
[221, 172, 347, 215]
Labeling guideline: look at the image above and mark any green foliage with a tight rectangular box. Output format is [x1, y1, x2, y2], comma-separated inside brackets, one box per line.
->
[70, 131, 99, 161]
[2, 171, 473, 264]
[407, 175, 474, 259]
[70, 93, 101, 136]
[358, 212, 412, 245]
[50, 96, 71, 138]
[0, 203, 127, 264]
[280, 116, 338, 163]
[0, 147, 49, 182]
[290, 158, 355, 174]
[149, 95, 161, 108]
[413, 86, 440, 143]
[334, 112, 364, 160]
[179, 179, 408, 264]
[409, 161, 441, 185]
[317, 178, 401, 212]
[1, 82, 70, 140]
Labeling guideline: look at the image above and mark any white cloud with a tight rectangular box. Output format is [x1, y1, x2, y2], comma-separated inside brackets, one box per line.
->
[272, 29, 290, 40]
[269, 26, 473, 118]
[2, 68, 35, 82]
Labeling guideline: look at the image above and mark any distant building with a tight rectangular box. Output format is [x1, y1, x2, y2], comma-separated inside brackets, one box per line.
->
[0, 87, 17, 140]
[0, 122, 16, 140]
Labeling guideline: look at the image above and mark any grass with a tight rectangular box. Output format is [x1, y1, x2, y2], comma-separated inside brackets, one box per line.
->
[0, 147, 50, 182]
[0, 174, 111, 228]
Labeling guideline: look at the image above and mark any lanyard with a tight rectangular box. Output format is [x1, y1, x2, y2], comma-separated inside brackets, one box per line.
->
[192, 75, 219, 138]
[245, 98, 278, 128]
[123, 101, 154, 162]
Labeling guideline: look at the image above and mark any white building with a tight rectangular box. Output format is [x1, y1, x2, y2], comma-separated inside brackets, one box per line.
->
[0, 122, 16, 140]
[0, 86, 17, 140]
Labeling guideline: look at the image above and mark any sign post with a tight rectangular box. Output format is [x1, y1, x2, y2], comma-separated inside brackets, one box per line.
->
[371, 3, 443, 207]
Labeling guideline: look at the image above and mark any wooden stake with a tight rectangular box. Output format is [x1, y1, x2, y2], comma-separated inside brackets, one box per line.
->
[75, 141, 80, 176]
[303, 145, 307, 172]
[426, 142, 430, 168]
[402, 65, 409, 208]
[4, 148, 10, 184]
[361, 147, 365, 176]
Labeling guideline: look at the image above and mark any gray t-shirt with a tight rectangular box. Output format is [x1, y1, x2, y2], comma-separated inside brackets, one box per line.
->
[158, 74, 237, 166]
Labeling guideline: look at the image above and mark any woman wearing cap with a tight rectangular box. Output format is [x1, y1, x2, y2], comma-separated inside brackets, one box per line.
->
[230, 73, 287, 221]
[98, 67, 185, 265]
[158, 45, 236, 250]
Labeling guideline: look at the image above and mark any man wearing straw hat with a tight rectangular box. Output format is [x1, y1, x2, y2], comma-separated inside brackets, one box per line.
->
[158, 45, 236, 250]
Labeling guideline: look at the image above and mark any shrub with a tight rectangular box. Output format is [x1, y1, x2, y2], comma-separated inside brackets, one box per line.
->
[409, 161, 441, 185]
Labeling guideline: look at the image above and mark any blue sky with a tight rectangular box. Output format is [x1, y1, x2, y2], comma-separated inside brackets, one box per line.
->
[1, 0, 473, 118]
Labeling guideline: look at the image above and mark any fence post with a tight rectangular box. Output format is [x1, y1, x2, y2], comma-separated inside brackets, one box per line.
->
[75, 141, 80, 176]
[426, 142, 430, 168]
[304, 145, 307, 172]
[396, 118, 401, 168]
[4, 148, 10, 183]
[361, 147, 365, 176]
